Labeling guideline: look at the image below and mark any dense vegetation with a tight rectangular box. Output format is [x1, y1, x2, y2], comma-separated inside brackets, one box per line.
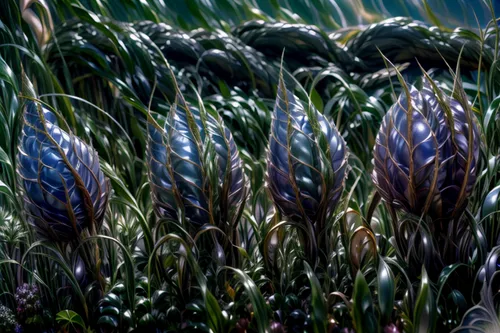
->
[1, 1, 500, 332]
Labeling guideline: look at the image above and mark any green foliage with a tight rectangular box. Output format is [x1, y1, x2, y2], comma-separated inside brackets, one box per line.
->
[352, 271, 377, 333]
[1, 0, 500, 332]
[56, 310, 90, 332]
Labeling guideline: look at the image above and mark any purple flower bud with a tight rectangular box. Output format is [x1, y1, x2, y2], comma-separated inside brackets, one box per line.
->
[372, 80, 480, 220]
[17, 102, 110, 241]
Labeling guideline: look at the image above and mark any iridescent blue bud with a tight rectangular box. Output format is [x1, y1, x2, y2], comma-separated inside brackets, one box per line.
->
[266, 78, 348, 223]
[372, 80, 481, 219]
[17, 102, 109, 241]
[147, 94, 246, 232]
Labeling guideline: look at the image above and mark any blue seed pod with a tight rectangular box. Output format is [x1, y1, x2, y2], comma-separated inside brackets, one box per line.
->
[147, 93, 246, 232]
[206, 115, 246, 215]
[372, 80, 481, 219]
[17, 102, 110, 241]
[266, 77, 348, 223]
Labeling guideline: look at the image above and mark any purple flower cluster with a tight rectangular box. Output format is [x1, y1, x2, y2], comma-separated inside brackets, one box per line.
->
[15, 283, 41, 320]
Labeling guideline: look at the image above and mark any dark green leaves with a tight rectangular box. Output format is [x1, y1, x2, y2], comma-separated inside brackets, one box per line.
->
[347, 17, 494, 72]
[56, 310, 86, 332]
[352, 271, 377, 333]
[304, 261, 327, 333]
[414, 267, 436, 333]
[225, 267, 269, 332]
[2, 3, 498, 333]
[377, 258, 395, 325]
